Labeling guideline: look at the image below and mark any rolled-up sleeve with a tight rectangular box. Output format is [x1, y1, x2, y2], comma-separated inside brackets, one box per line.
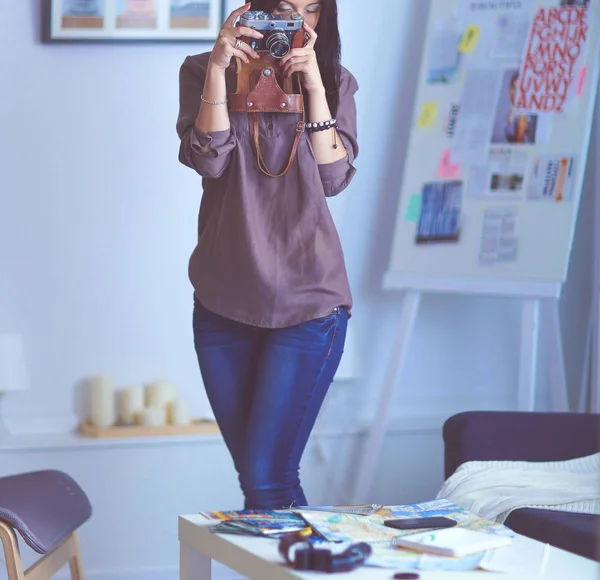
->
[318, 67, 359, 197]
[176, 54, 237, 179]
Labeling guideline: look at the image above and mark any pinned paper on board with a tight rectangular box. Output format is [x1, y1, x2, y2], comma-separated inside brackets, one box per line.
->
[416, 181, 462, 244]
[489, 15, 531, 61]
[458, 25, 480, 53]
[479, 207, 519, 267]
[455, 0, 534, 20]
[445, 104, 460, 138]
[452, 68, 503, 164]
[417, 102, 439, 128]
[528, 155, 576, 202]
[516, 6, 589, 114]
[468, 149, 527, 199]
[405, 194, 422, 222]
[427, 20, 461, 84]
[577, 67, 588, 96]
[492, 69, 540, 145]
[437, 149, 461, 180]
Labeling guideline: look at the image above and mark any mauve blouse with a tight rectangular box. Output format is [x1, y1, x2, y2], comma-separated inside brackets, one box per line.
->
[176, 52, 359, 328]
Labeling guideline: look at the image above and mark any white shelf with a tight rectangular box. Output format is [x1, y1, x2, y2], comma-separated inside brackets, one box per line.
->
[0, 415, 448, 453]
[0, 431, 223, 452]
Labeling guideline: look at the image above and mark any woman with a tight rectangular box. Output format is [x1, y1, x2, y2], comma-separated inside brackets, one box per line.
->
[176, 0, 358, 510]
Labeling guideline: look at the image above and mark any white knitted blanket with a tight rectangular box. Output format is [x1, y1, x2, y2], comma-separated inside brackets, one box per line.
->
[436, 452, 600, 523]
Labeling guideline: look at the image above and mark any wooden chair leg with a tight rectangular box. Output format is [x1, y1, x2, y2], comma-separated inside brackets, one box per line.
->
[68, 532, 85, 580]
[0, 521, 26, 580]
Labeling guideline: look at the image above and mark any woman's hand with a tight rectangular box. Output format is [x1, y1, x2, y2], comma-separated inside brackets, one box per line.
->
[208, 3, 263, 70]
[279, 22, 324, 94]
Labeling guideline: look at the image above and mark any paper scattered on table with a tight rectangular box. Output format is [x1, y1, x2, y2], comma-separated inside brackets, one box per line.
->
[417, 102, 439, 128]
[468, 148, 527, 199]
[292, 500, 515, 572]
[515, 5, 589, 114]
[479, 540, 550, 576]
[392, 527, 512, 557]
[427, 20, 461, 84]
[437, 149, 461, 180]
[452, 68, 503, 164]
[296, 499, 513, 544]
[479, 207, 519, 266]
[367, 545, 487, 571]
[295, 504, 383, 515]
[527, 155, 576, 202]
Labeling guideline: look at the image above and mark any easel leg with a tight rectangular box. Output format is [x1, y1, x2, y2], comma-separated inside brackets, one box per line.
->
[518, 299, 540, 411]
[180, 544, 211, 580]
[350, 291, 421, 503]
[543, 300, 569, 411]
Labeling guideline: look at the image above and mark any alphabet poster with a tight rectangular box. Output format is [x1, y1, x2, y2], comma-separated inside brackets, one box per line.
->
[515, 5, 589, 113]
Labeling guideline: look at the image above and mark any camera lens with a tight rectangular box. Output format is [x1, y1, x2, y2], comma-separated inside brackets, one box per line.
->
[266, 32, 290, 58]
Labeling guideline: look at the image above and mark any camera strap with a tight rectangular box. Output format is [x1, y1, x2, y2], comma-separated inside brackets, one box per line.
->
[228, 56, 305, 178]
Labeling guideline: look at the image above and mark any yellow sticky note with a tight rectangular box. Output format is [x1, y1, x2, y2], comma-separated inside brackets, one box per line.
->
[458, 25, 480, 53]
[417, 102, 438, 128]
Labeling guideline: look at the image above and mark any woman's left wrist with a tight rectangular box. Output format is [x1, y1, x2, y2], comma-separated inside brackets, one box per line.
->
[305, 82, 326, 96]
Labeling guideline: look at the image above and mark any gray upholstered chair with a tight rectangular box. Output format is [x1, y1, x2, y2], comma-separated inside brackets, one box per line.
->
[0, 470, 92, 580]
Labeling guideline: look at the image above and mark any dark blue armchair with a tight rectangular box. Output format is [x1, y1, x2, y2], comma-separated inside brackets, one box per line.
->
[443, 411, 600, 561]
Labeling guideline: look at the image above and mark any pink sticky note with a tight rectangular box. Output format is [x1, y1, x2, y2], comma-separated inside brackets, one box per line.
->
[437, 149, 461, 180]
[577, 67, 587, 96]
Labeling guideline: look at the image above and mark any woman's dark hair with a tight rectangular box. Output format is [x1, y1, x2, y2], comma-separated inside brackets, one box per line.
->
[250, 0, 341, 115]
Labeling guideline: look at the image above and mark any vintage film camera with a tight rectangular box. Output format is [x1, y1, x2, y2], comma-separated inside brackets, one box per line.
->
[238, 11, 305, 58]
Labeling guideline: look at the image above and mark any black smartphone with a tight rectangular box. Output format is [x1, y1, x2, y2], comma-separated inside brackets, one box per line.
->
[383, 516, 457, 530]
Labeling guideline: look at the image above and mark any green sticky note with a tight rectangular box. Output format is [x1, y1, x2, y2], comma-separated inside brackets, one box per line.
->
[405, 194, 422, 222]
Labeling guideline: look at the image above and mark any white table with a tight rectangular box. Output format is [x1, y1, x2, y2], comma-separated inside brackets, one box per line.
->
[179, 514, 600, 580]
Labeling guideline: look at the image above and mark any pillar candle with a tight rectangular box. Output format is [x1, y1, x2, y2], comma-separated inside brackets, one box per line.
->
[118, 385, 144, 425]
[167, 399, 191, 425]
[89, 375, 115, 428]
[139, 406, 166, 427]
[145, 380, 176, 409]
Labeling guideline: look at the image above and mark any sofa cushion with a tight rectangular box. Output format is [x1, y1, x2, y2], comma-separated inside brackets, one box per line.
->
[505, 508, 600, 562]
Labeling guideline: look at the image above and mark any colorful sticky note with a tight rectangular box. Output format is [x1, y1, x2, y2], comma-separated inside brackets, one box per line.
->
[437, 149, 461, 180]
[458, 25, 480, 53]
[405, 194, 422, 222]
[577, 67, 587, 96]
[416, 102, 439, 128]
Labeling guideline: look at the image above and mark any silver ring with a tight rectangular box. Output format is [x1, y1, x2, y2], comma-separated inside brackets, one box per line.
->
[235, 38, 243, 50]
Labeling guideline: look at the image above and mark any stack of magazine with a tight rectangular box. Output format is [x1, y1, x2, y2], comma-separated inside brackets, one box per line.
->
[200, 505, 383, 538]
[200, 510, 308, 537]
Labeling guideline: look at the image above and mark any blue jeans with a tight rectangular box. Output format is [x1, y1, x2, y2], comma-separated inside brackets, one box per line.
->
[193, 300, 348, 510]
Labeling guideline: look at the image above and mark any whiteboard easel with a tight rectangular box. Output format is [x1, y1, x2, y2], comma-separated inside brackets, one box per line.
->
[350, 0, 600, 503]
[350, 278, 568, 503]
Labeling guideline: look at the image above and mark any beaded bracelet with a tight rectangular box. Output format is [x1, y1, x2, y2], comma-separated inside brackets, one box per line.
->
[305, 119, 337, 133]
[201, 94, 227, 106]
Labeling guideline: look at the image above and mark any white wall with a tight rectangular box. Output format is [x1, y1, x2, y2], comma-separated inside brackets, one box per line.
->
[0, 0, 598, 578]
